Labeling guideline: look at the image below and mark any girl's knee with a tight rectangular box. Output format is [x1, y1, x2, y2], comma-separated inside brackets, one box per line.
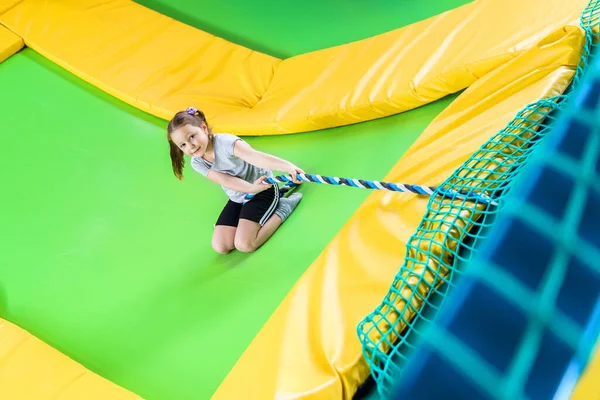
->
[234, 236, 257, 253]
[212, 239, 234, 254]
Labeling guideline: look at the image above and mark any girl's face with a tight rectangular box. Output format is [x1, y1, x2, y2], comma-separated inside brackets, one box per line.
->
[170, 123, 211, 158]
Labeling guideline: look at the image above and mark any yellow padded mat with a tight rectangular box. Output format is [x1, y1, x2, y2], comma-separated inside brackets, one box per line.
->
[0, 0, 279, 120]
[0, 318, 141, 399]
[0, 0, 588, 134]
[213, 25, 585, 399]
[0, 24, 22, 64]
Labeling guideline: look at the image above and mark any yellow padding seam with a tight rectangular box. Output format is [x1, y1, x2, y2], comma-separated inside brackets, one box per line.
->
[0, 24, 22, 63]
[0, 0, 23, 15]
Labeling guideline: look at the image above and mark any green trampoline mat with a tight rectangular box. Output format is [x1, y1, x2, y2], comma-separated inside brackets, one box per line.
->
[0, 1, 470, 399]
[136, 0, 472, 57]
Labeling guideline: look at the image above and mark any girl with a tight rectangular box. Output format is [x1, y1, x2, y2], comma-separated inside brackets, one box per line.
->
[167, 107, 304, 254]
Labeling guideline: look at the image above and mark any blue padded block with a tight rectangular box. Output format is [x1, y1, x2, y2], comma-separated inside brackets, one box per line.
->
[578, 189, 600, 247]
[556, 256, 600, 327]
[555, 119, 590, 161]
[446, 282, 527, 373]
[528, 166, 574, 222]
[582, 78, 600, 111]
[491, 219, 553, 292]
[524, 329, 573, 400]
[390, 351, 493, 400]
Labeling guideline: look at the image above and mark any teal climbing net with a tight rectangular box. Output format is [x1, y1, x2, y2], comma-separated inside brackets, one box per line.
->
[357, 1, 600, 397]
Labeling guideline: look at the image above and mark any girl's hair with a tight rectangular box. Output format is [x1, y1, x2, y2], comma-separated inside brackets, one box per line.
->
[167, 107, 214, 180]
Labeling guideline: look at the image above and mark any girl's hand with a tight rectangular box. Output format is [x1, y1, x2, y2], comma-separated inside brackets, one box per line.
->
[250, 175, 273, 194]
[284, 164, 305, 184]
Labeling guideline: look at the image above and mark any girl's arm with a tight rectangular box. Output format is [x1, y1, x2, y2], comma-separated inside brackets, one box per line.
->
[233, 140, 304, 182]
[206, 169, 271, 194]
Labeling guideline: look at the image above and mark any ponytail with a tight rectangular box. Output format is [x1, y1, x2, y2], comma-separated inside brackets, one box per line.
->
[168, 139, 185, 180]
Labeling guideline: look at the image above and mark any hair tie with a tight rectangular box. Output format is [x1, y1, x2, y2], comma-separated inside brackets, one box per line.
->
[186, 106, 198, 115]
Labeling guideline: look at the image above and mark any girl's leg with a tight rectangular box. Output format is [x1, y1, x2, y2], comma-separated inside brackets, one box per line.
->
[235, 192, 303, 253]
[212, 226, 237, 254]
[234, 215, 283, 253]
[212, 200, 242, 254]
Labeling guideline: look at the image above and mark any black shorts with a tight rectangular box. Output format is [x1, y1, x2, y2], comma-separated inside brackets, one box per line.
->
[215, 185, 279, 227]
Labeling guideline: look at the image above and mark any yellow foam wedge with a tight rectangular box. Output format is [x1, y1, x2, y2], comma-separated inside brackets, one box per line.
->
[0, 318, 142, 400]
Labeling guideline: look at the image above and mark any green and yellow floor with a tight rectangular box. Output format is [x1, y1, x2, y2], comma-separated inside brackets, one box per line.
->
[1, 0, 597, 399]
[0, 1, 467, 398]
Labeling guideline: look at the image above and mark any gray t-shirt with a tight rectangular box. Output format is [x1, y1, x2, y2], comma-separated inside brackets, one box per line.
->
[191, 133, 272, 203]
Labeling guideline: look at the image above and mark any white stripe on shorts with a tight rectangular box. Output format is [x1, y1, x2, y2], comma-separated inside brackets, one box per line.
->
[259, 184, 279, 226]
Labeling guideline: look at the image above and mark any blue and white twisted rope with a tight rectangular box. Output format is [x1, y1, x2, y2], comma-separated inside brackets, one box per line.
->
[244, 173, 498, 206]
